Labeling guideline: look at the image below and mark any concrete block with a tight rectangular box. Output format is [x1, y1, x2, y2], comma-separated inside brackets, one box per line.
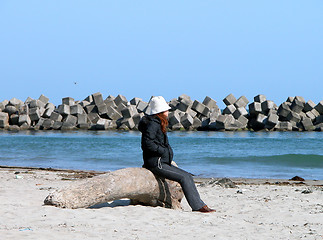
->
[315, 115, 323, 124]
[237, 115, 249, 126]
[254, 94, 266, 103]
[29, 107, 41, 121]
[168, 110, 181, 126]
[50, 112, 63, 122]
[299, 111, 307, 121]
[57, 104, 71, 116]
[261, 100, 276, 114]
[132, 113, 145, 126]
[87, 113, 100, 124]
[42, 108, 54, 118]
[6, 125, 19, 131]
[203, 96, 218, 109]
[169, 98, 179, 110]
[116, 103, 127, 113]
[18, 114, 31, 126]
[176, 98, 191, 112]
[24, 97, 34, 104]
[301, 118, 314, 131]
[79, 100, 91, 108]
[104, 100, 117, 109]
[305, 111, 316, 121]
[19, 123, 30, 131]
[287, 111, 301, 123]
[95, 118, 110, 130]
[295, 96, 305, 104]
[216, 114, 235, 129]
[84, 104, 98, 114]
[234, 96, 249, 108]
[277, 103, 291, 118]
[114, 94, 128, 106]
[180, 113, 194, 128]
[84, 95, 93, 103]
[276, 121, 292, 131]
[77, 123, 90, 130]
[136, 101, 148, 113]
[70, 104, 85, 115]
[178, 94, 191, 103]
[310, 109, 320, 118]
[52, 121, 63, 130]
[45, 102, 55, 109]
[223, 94, 237, 106]
[34, 118, 45, 129]
[62, 97, 75, 106]
[192, 100, 209, 116]
[265, 113, 279, 129]
[315, 124, 323, 131]
[76, 114, 88, 125]
[17, 104, 29, 115]
[96, 103, 108, 116]
[42, 119, 54, 129]
[303, 100, 316, 112]
[29, 100, 45, 109]
[130, 97, 142, 106]
[171, 123, 184, 131]
[10, 114, 19, 125]
[192, 118, 202, 129]
[63, 115, 77, 126]
[121, 105, 138, 118]
[208, 108, 220, 121]
[314, 100, 323, 114]
[226, 119, 245, 130]
[61, 122, 76, 130]
[290, 99, 304, 113]
[233, 107, 248, 119]
[120, 118, 135, 130]
[38, 94, 49, 104]
[0, 101, 6, 111]
[248, 102, 262, 116]
[106, 106, 122, 121]
[92, 92, 104, 106]
[223, 104, 236, 115]
[286, 97, 294, 103]
[9, 97, 23, 107]
[256, 114, 267, 127]
[105, 95, 115, 102]
[4, 105, 18, 115]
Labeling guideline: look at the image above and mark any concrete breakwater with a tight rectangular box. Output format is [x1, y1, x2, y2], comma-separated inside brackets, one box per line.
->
[0, 93, 322, 132]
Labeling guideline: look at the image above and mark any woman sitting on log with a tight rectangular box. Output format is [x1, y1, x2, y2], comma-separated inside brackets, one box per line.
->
[138, 96, 215, 213]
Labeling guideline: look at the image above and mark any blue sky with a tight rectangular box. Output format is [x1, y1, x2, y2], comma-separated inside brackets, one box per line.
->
[0, 1, 322, 109]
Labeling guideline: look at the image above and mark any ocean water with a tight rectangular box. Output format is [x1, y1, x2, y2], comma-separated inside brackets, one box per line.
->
[0, 130, 322, 180]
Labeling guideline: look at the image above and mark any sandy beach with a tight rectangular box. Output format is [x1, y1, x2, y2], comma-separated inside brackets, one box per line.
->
[1, 166, 322, 240]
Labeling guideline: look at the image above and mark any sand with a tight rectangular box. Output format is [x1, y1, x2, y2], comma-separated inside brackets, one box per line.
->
[0, 166, 322, 240]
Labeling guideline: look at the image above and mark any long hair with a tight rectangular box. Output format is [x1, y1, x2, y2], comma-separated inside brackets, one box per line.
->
[156, 112, 168, 133]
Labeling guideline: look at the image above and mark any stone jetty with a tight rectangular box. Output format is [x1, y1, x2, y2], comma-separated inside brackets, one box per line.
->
[0, 93, 322, 132]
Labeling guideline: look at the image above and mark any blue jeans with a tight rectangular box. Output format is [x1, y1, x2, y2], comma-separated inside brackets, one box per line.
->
[148, 163, 205, 211]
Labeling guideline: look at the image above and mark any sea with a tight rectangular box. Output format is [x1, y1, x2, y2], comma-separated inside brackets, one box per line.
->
[0, 130, 322, 180]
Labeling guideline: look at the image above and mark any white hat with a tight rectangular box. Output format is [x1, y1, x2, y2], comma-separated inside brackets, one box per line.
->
[146, 96, 171, 115]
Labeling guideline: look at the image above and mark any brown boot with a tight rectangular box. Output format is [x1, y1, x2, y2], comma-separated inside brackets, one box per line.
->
[195, 205, 216, 213]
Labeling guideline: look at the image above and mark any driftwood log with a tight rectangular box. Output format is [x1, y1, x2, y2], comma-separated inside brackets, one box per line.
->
[44, 167, 184, 210]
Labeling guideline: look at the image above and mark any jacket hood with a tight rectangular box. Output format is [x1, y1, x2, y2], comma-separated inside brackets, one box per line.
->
[138, 115, 160, 133]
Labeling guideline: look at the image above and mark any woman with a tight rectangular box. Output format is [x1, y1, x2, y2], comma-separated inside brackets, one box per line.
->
[138, 96, 215, 213]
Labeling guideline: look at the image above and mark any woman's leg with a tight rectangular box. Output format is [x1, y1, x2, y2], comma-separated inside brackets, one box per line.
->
[149, 163, 205, 211]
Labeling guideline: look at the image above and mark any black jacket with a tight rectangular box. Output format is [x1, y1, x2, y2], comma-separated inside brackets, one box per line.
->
[138, 115, 174, 169]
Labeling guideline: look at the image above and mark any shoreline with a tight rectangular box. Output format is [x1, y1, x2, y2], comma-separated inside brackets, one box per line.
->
[2, 165, 323, 185]
[1, 166, 322, 239]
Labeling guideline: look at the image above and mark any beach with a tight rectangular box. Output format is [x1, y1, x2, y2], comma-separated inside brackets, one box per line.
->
[1, 166, 322, 240]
